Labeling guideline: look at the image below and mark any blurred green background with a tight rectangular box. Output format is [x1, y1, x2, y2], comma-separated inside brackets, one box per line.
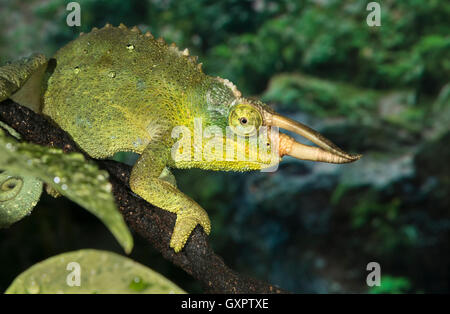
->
[0, 0, 449, 293]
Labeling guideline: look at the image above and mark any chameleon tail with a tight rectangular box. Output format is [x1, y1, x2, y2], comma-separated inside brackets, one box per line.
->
[0, 171, 43, 228]
[0, 54, 49, 227]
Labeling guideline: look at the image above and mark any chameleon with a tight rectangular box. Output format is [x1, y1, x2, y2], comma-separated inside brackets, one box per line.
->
[0, 23, 361, 252]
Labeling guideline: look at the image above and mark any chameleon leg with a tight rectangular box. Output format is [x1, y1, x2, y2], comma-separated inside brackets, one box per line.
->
[129, 142, 211, 252]
[0, 54, 47, 112]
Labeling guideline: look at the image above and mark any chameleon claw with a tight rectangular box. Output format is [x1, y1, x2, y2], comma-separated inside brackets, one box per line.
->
[170, 211, 211, 252]
[170, 217, 198, 252]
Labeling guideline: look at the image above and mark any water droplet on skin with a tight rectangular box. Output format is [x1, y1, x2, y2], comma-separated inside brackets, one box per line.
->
[109, 71, 116, 78]
[126, 44, 135, 51]
[129, 276, 149, 292]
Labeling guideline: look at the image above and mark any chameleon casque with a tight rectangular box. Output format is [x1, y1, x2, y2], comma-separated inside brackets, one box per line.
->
[0, 24, 361, 252]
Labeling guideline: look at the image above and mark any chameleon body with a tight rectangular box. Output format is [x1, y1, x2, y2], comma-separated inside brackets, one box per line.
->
[0, 24, 361, 252]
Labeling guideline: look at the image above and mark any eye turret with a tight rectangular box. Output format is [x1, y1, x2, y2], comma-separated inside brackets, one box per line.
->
[228, 104, 262, 136]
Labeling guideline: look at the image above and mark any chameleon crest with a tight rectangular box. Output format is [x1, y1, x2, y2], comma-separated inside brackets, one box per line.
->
[0, 24, 361, 252]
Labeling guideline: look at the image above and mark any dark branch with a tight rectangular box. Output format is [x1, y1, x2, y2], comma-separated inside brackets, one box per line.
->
[0, 99, 287, 294]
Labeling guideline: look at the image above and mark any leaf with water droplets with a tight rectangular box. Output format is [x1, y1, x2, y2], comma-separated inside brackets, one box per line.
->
[5, 249, 185, 294]
[0, 129, 133, 253]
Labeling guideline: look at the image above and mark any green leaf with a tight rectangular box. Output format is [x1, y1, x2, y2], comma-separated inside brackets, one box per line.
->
[5, 249, 186, 294]
[0, 129, 133, 253]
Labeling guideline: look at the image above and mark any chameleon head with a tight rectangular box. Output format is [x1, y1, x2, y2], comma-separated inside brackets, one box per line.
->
[222, 98, 362, 170]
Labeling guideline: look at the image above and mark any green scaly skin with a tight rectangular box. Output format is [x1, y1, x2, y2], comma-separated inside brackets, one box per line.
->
[0, 24, 277, 252]
[0, 23, 360, 252]
[0, 171, 43, 228]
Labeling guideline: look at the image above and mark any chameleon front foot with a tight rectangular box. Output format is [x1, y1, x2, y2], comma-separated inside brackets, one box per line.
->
[170, 210, 211, 252]
[129, 144, 212, 253]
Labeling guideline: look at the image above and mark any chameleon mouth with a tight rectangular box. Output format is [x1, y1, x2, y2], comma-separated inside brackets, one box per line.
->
[266, 113, 362, 164]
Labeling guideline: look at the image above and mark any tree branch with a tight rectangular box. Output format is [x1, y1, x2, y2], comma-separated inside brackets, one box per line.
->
[0, 99, 287, 294]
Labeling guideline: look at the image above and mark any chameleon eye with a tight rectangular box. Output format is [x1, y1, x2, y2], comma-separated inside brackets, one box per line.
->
[229, 104, 262, 136]
[239, 117, 248, 125]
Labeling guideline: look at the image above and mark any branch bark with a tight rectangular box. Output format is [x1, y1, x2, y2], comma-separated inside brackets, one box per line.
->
[0, 99, 287, 294]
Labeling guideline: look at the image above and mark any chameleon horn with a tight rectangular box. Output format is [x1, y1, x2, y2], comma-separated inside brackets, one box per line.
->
[278, 133, 357, 164]
[267, 113, 362, 163]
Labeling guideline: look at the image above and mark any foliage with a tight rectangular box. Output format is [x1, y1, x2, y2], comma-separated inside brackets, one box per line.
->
[262, 73, 380, 119]
[5, 249, 185, 294]
[0, 129, 133, 253]
[369, 275, 412, 294]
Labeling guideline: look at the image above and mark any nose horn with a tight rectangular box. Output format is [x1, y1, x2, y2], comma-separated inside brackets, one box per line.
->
[279, 133, 359, 164]
[267, 113, 362, 163]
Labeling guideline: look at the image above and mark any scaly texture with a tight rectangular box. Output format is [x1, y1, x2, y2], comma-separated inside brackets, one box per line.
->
[0, 23, 360, 253]
[41, 24, 261, 252]
[43, 24, 229, 158]
[0, 54, 47, 103]
[0, 171, 43, 228]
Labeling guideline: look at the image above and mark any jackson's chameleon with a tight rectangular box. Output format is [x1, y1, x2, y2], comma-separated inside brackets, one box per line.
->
[0, 24, 361, 252]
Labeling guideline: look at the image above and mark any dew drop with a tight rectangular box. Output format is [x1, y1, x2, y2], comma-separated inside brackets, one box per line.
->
[27, 280, 40, 294]
[108, 71, 116, 78]
[129, 276, 148, 292]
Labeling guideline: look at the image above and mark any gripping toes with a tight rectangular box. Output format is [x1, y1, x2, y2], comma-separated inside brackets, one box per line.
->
[170, 207, 211, 252]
